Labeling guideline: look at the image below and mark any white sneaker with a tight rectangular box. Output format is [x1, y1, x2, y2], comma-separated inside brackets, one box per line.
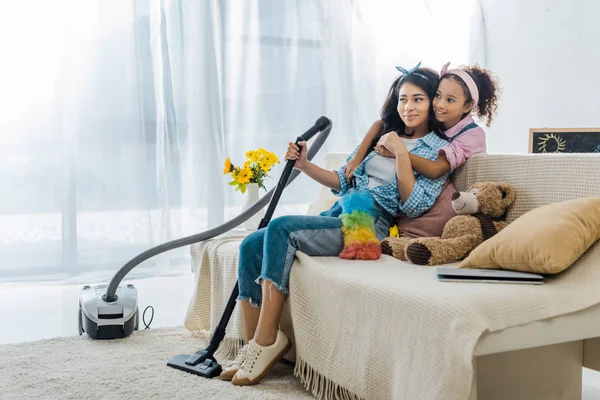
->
[231, 330, 291, 386]
[219, 344, 249, 381]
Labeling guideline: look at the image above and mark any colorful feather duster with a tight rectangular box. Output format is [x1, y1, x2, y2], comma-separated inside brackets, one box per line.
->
[338, 191, 381, 260]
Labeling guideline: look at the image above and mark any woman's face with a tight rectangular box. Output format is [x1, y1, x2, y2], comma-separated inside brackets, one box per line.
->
[433, 77, 473, 129]
[396, 82, 431, 130]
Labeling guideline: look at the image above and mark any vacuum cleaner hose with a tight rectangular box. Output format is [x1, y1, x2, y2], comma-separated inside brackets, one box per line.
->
[103, 117, 332, 302]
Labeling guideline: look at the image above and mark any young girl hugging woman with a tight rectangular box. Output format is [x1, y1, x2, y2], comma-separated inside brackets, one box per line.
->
[407, 62, 500, 178]
[220, 65, 450, 386]
[352, 63, 500, 255]
[345, 62, 500, 180]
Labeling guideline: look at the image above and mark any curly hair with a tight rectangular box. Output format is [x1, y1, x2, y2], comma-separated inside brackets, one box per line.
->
[373, 68, 444, 149]
[444, 64, 500, 127]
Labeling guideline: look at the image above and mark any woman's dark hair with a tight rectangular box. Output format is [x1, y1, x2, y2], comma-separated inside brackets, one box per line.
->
[372, 68, 444, 149]
[444, 64, 500, 127]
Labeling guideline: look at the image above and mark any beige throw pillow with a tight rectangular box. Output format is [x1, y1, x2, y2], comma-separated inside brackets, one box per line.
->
[460, 197, 600, 274]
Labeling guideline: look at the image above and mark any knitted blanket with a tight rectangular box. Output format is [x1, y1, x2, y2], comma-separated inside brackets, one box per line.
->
[185, 233, 600, 399]
[289, 244, 600, 400]
[185, 233, 249, 357]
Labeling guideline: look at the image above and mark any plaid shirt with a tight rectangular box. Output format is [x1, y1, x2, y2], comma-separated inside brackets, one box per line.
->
[332, 132, 450, 218]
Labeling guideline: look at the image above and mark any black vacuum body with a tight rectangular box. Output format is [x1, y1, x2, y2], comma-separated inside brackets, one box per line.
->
[79, 284, 139, 339]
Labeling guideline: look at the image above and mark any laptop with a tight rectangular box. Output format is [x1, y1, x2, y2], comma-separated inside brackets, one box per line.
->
[436, 267, 544, 285]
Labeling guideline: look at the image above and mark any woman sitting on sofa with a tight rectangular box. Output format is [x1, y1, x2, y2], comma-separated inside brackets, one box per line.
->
[223, 65, 452, 386]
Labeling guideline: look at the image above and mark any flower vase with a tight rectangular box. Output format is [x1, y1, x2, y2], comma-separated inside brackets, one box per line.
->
[241, 183, 264, 231]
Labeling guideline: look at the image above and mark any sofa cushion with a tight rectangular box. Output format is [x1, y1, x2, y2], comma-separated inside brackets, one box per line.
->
[460, 197, 600, 274]
[305, 194, 338, 216]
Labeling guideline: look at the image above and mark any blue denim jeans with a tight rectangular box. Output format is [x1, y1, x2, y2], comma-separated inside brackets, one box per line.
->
[237, 203, 393, 307]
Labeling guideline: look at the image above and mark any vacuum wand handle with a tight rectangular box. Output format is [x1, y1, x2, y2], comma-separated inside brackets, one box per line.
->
[299, 116, 330, 142]
[258, 116, 330, 229]
[258, 137, 302, 229]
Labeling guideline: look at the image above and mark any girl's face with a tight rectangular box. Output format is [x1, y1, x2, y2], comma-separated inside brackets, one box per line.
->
[396, 82, 431, 131]
[433, 77, 474, 129]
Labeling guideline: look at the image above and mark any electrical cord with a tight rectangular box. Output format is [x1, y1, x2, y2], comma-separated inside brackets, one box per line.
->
[142, 306, 154, 329]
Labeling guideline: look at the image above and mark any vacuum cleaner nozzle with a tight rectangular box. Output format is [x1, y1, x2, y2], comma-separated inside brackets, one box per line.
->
[167, 352, 222, 378]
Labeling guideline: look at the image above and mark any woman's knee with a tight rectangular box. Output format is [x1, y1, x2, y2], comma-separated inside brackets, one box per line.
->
[265, 215, 319, 242]
[239, 229, 265, 256]
[238, 229, 265, 280]
[266, 215, 295, 235]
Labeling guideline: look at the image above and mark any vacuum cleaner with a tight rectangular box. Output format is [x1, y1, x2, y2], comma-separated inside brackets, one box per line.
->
[78, 116, 332, 374]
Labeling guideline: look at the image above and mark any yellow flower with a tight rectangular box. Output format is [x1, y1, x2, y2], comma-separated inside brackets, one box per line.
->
[262, 153, 276, 168]
[259, 160, 270, 172]
[389, 225, 399, 238]
[236, 167, 253, 184]
[223, 157, 232, 174]
[244, 160, 252, 169]
[246, 149, 261, 162]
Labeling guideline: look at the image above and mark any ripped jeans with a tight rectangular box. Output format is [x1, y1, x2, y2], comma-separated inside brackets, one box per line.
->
[237, 205, 393, 307]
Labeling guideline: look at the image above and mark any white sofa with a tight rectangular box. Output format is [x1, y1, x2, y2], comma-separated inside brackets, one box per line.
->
[186, 152, 600, 400]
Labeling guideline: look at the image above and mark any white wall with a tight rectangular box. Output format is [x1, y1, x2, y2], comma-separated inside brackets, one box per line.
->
[479, 0, 600, 153]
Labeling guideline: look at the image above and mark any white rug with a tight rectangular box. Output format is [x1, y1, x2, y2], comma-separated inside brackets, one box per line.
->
[0, 327, 314, 400]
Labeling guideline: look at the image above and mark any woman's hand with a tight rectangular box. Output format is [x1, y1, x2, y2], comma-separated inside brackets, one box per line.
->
[285, 140, 308, 170]
[344, 157, 361, 180]
[285, 141, 342, 191]
[381, 132, 409, 156]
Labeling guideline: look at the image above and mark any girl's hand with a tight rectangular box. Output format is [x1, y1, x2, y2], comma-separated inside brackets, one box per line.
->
[381, 132, 408, 156]
[375, 133, 395, 158]
[285, 140, 308, 170]
[344, 157, 361, 180]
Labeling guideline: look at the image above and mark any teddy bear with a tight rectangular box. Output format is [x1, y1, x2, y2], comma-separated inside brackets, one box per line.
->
[380, 182, 516, 266]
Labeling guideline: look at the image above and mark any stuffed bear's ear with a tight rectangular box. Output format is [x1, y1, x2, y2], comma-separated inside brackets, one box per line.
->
[497, 183, 515, 208]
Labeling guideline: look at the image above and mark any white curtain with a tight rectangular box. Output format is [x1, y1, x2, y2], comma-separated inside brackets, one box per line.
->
[0, 0, 483, 282]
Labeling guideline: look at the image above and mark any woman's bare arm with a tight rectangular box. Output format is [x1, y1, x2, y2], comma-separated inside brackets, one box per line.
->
[301, 161, 342, 191]
[286, 141, 342, 191]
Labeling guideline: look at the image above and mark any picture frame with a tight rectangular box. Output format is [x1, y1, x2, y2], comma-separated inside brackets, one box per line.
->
[529, 128, 600, 154]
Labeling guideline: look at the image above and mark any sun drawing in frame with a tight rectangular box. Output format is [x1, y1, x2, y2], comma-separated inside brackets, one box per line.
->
[537, 133, 567, 153]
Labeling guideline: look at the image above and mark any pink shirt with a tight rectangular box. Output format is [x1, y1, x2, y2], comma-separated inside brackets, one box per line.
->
[439, 115, 487, 171]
